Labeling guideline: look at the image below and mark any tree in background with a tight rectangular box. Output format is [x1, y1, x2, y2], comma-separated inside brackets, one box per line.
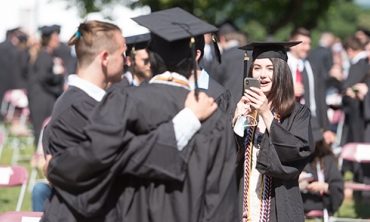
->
[60, 0, 370, 43]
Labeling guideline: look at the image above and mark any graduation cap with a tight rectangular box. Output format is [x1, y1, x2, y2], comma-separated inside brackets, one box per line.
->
[132, 7, 219, 99]
[125, 33, 151, 55]
[6, 27, 20, 39]
[239, 41, 302, 62]
[39, 25, 59, 37]
[51, 24, 61, 34]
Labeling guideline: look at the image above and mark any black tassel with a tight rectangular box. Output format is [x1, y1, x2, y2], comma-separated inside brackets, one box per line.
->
[190, 37, 199, 101]
[212, 33, 222, 64]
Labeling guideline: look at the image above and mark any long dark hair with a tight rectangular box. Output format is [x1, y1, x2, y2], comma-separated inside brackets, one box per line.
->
[309, 140, 337, 171]
[248, 58, 295, 119]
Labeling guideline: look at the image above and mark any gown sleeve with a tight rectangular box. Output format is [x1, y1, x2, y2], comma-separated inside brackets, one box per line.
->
[256, 105, 314, 180]
[202, 113, 239, 221]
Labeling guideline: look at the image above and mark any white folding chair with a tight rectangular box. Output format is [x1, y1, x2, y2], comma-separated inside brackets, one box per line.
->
[0, 211, 42, 222]
[0, 165, 29, 211]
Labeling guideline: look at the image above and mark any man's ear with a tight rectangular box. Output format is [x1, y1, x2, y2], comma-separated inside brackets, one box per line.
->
[99, 50, 109, 67]
[126, 55, 132, 67]
[195, 49, 201, 62]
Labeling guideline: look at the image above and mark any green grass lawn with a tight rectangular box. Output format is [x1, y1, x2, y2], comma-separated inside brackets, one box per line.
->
[1, 129, 370, 220]
[0, 135, 36, 213]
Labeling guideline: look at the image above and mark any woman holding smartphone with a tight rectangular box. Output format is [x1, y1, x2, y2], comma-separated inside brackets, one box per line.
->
[233, 41, 314, 222]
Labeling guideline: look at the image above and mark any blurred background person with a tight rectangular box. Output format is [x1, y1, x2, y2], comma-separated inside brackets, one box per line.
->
[308, 31, 335, 79]
[211, 20, 246, 103]
[288, 27, 335, 146]
[53, 25, 78, 75]
[0, 28, 22, 122]
[300, 120, 344, 220]
[27, 25, 66, 148]
[355, 29, 370, 46]
[125, 33, 152, 86]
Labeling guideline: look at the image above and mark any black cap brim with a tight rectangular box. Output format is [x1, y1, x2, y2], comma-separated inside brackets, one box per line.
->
[125, 33, 151, 54]
[131, 7, 218, 42]
[239, 41, 301, 62]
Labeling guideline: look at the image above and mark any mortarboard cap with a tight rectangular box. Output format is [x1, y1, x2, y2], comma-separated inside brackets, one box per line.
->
[132, 7, 218, 69]
[39, 25, 59, 37]
[52, 24, 61, 34]
[125, 33, 151, 55]
[239, 41, 301, 62]
[6, 27, 20, 39]
[132, 7, 219, 99]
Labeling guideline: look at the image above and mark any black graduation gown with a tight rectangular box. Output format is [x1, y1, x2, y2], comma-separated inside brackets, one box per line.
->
[0, 40, 18, 121]
[211, 46, 244, 103]
[42, 86, 110, 222]
[13, 48, 30, 89]
[202, 76, 236, 121]
[301, 155, 344, 215]
[54, 43, 77, 75]
[236, 102, 314, 222]
[47, 83, 239, 221]
[106, 77, 130, 93]
[28, 50, 64, 144]
[110, 84, 238, 222]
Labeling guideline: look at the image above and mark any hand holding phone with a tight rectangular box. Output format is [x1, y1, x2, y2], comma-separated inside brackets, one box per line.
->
[299, 173, 314, 181]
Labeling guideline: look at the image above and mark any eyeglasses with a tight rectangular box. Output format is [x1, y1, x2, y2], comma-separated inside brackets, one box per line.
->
[143, 58, 150, 66]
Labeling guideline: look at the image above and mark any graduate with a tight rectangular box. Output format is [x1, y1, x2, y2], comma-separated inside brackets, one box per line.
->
[28, 25, 65, 146]
[300, 120, 344, 220]
[113, 8, 238, 221]
[233, 41, 314, 221]
[108, 32, 152, 90]
[42, 20, 218, 222]
[191, 34, 236, 120]
[125, 33, 152, 85]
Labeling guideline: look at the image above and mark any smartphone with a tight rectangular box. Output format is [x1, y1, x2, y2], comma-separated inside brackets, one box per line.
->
[300, 173, 314, 180]
[244, 77, 260, 91]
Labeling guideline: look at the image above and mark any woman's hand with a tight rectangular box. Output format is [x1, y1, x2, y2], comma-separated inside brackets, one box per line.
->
[245, 87, 274, 132]
[232, 96, 252, 126]
[306, 182, 330, 194]
[245, 87, 269, 116]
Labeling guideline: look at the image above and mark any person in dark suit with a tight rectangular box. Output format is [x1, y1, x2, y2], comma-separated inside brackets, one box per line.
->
[211, 20, 246, 103]
[288, 27, 335, 146]
[308, 32, 334, 79]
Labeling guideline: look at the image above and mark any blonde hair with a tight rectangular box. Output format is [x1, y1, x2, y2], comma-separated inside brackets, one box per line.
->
[68, 20, 122, 68]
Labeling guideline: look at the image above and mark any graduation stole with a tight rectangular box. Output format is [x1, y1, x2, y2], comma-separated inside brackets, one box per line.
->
[150, 72, 190, 89]
[242, 110, 280, 222]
